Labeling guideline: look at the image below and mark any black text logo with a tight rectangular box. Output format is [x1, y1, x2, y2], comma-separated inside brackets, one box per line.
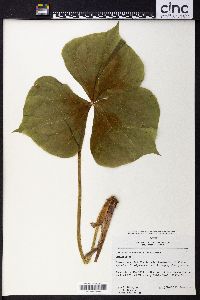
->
[161, 2, 188, 14]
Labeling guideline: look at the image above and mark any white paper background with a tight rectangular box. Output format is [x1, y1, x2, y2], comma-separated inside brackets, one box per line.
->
[3, 20, 195, 295]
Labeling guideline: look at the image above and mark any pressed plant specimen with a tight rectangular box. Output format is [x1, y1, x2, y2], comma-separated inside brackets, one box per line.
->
[15, 23, 160, 264]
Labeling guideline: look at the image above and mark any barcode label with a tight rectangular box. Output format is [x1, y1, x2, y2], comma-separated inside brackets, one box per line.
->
[78, 282, 108, 294]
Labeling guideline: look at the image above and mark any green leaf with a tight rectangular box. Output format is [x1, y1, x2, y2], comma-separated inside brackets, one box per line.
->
[16, 23, 160, 166]
[62, 23, 144, 102]
[15, 76, 90, 158]
[90, 88, 160, 167]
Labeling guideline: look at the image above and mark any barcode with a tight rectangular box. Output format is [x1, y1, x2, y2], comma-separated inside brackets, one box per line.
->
[79, 283, 107, 291]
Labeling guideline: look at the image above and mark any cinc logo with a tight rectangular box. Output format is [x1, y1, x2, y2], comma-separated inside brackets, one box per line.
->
[161, 2, 188, 13]
[156, 0, 193, 19]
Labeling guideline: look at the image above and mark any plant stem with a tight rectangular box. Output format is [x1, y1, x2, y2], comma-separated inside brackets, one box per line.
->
[77, 150, 118, 264]
[77, 150, 87, 264]
[77, 150, 100, 264]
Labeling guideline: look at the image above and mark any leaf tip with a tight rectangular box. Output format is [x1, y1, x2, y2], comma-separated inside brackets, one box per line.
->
[109, 22, 120, 36]
[154, 148, 161, 156]
[12, 127, 23, 134]
[113, 21, 120, 33]
[12, 128, 19, 133]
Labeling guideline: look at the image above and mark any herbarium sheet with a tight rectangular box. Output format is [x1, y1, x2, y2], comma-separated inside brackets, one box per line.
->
[3, 20, 195, 295]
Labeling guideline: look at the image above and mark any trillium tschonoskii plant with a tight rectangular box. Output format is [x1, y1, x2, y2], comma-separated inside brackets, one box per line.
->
[15, 23, 160, 264]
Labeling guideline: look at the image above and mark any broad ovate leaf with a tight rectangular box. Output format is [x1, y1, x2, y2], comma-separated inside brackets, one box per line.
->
[62, 23, 144, 102]
[15, 76, 90, 158]
[90, 88, 160, 167]
[16, 23, 160, 167]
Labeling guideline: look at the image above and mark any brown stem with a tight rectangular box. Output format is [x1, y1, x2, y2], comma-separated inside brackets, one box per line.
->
[77, 150, 118, 264]
[77, 150, 99, 264]
[77, 150, 87, 263]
